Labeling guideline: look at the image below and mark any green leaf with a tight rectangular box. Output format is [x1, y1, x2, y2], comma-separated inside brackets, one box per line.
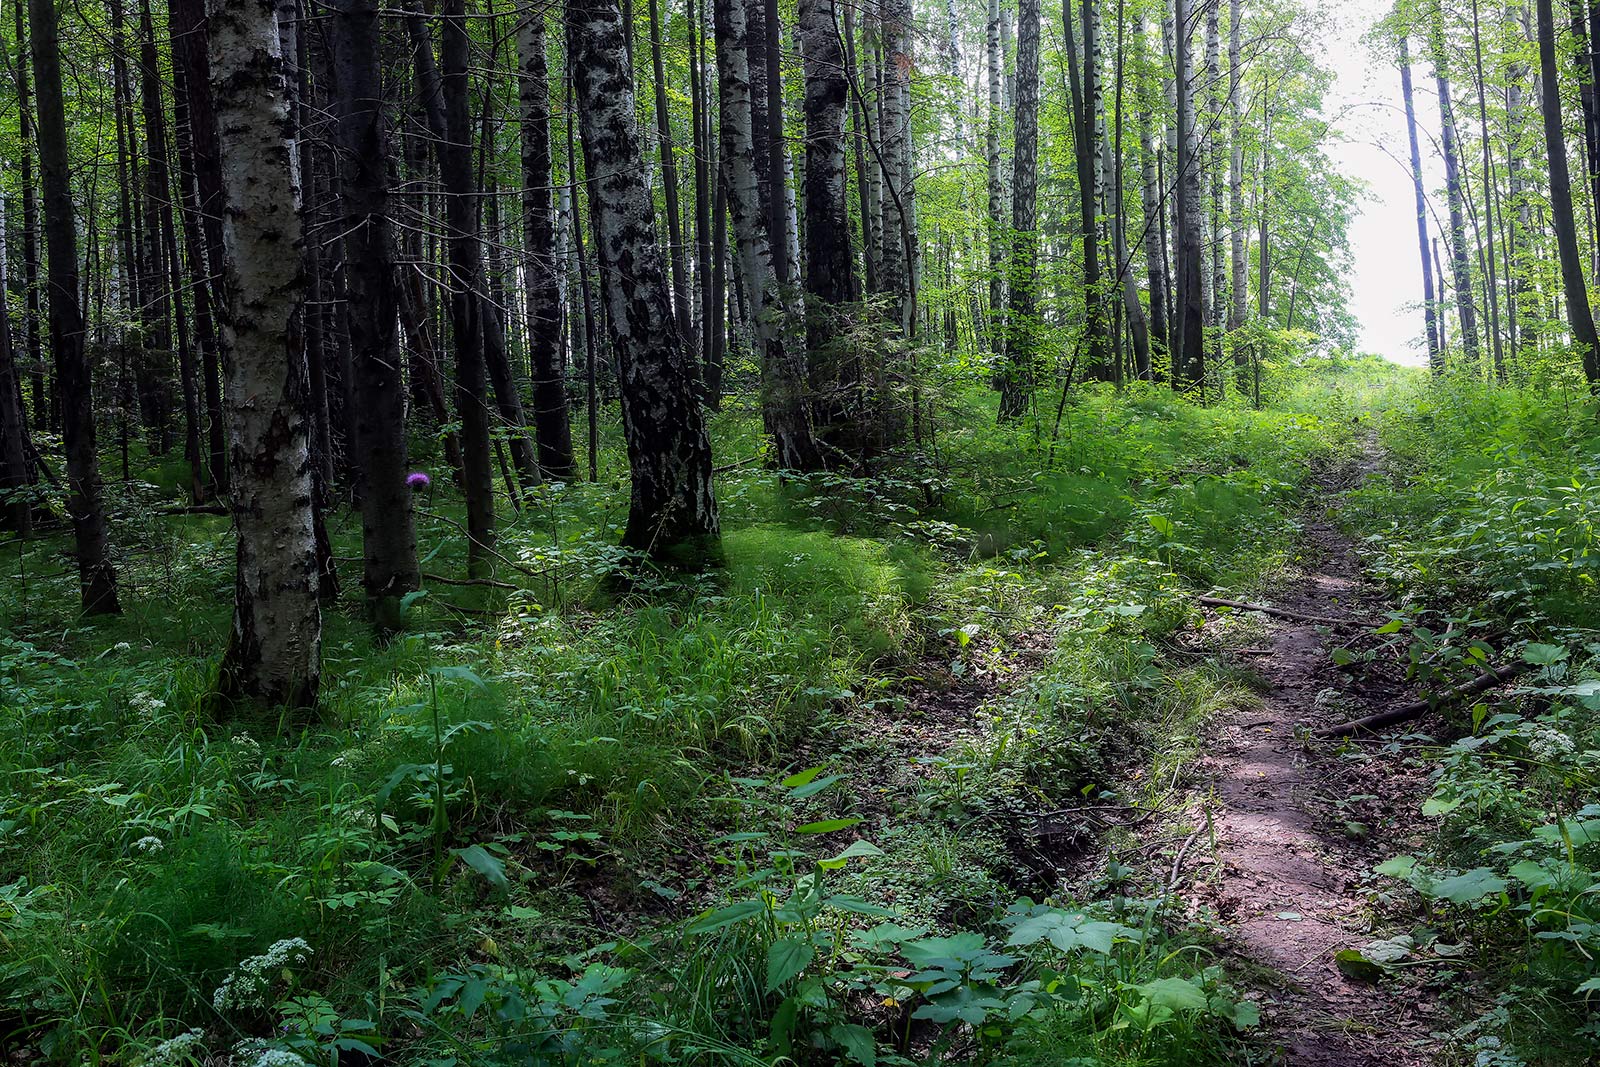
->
[1374, 618, 1404, 635]
[1374, 855, 1417, 879]
[1334, 950, 1382, 982]
[1508, 859, 1556, 890]
[687, 898, 767, 934]
[765, 937, 815, 993]
[1330, 647, 1357, 666]
[818, 839, 885, 870]
[1218, 998, 1262, 1028]
[1523, 643, 1570, 666]
[452, 845, 508, 892]
[788, 774, 845, 800]
[1426, 868, 1507, 903]
[1421, 794, 1462, 817]
[431, 664, 488, 688]
[794, 817, 862, 835]
[780, 766, 825, 789]
[1359, 934, 1413, 964]
[1147, 514, 1174, 538]
[1006, 909, 1125, 955]
[1576, 977, 1600, 996]
[828, 1022, 877, 1066]
[1132, 976, 1209, 1012]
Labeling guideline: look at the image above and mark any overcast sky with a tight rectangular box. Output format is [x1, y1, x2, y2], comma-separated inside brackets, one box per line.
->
[1320, 0, 1443, 365]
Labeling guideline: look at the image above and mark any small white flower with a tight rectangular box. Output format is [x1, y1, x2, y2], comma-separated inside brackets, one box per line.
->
[330, 755, 348, 768]
[114, 641, 132, 653]
[133, 836, 164, 853]
[130, 691, 168, 714]
[140, 1028, 204, 1066]
[212, 939, 313, 1012]
[1528, 723, 1577, 762]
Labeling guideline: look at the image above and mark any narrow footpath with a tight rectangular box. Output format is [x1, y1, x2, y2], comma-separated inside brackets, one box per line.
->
[1176, 447, 1444, 1066]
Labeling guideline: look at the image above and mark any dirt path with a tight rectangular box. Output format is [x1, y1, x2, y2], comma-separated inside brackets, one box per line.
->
[1177, 447, 1442, 1066]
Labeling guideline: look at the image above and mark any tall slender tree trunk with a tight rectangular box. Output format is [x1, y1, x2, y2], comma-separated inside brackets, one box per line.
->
[520, 10, 576, 481]
[1228, 0, 1247, 338]
[411, 0, 497, 575]
[1135, 13, 1166, 379]
[568, 0, 720, 566]
[15, 0, 45, 431]
[0, 192, 29, 535]
[800, 0, 860, 463]
[1174, 0, 1205, 389]
[1401, 36, 1442, 371]
[648, 0, 693, 351]
[1206, 0, 1225, 368]
[169, 0, 227, 492]
[331, 0, 420, 630]
[1432, 16, 1481, 364]
[986, 0, 1007, 370]
[715, 0, 821, 471]
[1537, 0, 1600, 386]
[998, 0, 1040, 422]
[30, 0, 120, 614]
[1469, 0, 1506, 378]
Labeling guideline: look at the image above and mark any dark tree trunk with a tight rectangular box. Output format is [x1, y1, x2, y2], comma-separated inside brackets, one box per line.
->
[332, 0, 421, 630]
[568, 0, 720, 567]
[800, 0, 860, 461]
[519, 10, 576, 481]
[169, 0, 227, 492]
[0, 196, 30, 535]
[15, 0, 45, 431]
[648, 0, 693, 351]
[1174, 0, 1206, 389]
[412, 0, 497, 576]
[139, 0, 202, 497]
[1432, 18, 1481, 363]
[1400, 36, 1442, 371]
[30, 0, 120, 614]
[1538, 0, 1600, 386]
[998, 0, 1041, 421]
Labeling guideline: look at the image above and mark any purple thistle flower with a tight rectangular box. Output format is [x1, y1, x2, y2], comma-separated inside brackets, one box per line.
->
[406, 471, 431, 490]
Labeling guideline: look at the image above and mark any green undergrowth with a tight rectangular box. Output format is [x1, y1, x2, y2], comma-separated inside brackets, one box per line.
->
[2, 381, 1360, 1065]
[1333, 376, 1600, 1065]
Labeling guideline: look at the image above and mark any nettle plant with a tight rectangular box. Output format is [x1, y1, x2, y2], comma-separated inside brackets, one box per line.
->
[666, 770, 1259, 1064]
[1370, 642, 1600, 1041]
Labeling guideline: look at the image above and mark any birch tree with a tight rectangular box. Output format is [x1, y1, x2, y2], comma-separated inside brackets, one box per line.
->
[208, 0, 319, 704]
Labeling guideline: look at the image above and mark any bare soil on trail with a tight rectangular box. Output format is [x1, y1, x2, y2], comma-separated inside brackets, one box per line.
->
[1175, 447, 1446, 1066]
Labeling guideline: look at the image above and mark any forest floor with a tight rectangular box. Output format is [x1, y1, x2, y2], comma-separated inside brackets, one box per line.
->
[1162, 442, 1446, 1065]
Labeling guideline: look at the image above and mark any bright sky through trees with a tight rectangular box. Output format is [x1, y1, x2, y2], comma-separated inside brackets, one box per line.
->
[1331, 0, 1443, 364]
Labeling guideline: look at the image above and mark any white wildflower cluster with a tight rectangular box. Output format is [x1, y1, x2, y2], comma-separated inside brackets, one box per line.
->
[114, 641, 132, 653]
[140, 1028, 205, 1066]
[231, 732, 261, 753]
[1527, 723, 1577, 763]
[133, 835, 164, 853]
[211, 938, 313, 1012]
[231, 1042, 310, 1067]
[129, 691, 167, 715]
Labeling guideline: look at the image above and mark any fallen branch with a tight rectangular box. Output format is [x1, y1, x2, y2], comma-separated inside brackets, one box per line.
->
[1314, 662, 1529, 739]
[422, 571, 517, 590]
[1196, 595, 1381, 630]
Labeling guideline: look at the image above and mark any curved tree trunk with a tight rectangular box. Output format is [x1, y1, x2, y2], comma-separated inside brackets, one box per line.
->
[568, 0, 720, 567]
[209, 0, 319, 703]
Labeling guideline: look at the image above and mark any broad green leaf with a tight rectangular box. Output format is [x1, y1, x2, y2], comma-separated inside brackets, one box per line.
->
[687, 898, 766, 934]
[1426, 868, 1507, 903]
[1006, 909, 1124, 955]
[1421, 794, 1462, 817]
[765, 937, 815, 993]
[1374, 855, 1417, 879]
[453, 845, 508, 892]
[1334, 949, 1382, 982]
[828, 1022, 877, 1067]
[1132, 976, 1209, 1012]
[1374, 618, 1404, 635]
[1523, 643, 1569, 666]
[794, 817, 862, 835]
[780, 766, 825, 789]
[819, 839, 885, 870]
